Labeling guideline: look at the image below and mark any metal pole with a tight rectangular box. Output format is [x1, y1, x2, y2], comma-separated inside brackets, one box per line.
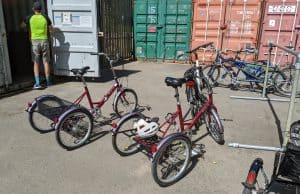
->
[229, 96, 293, 102]
[283, 52, 300, 147]
[261, 44, 273, 98]
[228, 143, 285, 152]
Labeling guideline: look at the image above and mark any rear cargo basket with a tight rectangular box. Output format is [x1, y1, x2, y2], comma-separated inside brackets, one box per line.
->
[36, 97, 75, 120]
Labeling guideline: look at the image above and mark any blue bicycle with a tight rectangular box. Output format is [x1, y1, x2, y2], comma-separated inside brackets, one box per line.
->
[203, 46, 296, 97]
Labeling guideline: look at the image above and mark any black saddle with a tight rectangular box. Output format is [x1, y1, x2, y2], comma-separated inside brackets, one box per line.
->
[165, 77, 186, 88]
[70, 66, 90, 76]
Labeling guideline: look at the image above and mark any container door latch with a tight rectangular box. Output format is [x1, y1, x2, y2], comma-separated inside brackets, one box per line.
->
[98, 32, 104, 37]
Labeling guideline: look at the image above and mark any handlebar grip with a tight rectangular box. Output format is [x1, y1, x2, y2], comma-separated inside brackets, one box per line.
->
[189, 42, 214, 53]
[177, 53, 185, 59]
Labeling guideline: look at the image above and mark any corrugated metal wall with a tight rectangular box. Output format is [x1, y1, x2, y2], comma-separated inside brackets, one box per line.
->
[191, 0, 262, 62]
[191, 0, 226, 62]
[222, 0, 262, 51]
[133, 0, 192, 61]
[258, 0, 300, 65]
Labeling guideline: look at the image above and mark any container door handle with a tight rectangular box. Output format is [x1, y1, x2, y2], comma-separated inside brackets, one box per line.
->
[156, 25, 163, 29]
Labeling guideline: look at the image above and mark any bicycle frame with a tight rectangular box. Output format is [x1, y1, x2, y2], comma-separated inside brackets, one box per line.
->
[134, 82, 215, 153]
[232, 60, 278, 82]
[72, 77, 122, 110]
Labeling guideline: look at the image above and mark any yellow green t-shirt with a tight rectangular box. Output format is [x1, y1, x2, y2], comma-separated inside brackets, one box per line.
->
[27, 14, 52, 40]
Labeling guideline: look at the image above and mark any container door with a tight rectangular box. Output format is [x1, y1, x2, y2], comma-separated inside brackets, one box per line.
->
[134, 0, 192, 61]
[223, 0, 262, 61]
[163, 0, 192, 61]
[47, 0, 100, 77]
[0, 0, 12, 87]
[258, 0, 300, 65]
[134, 0, 161, 59]
[191, 0, 226, 62]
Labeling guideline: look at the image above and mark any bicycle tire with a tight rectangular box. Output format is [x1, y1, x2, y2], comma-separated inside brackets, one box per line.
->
[274, 66, 300, 97]
[202, 64, 220, 86]
[114, 88, 138, 117]
[151, 134, 191, 187]
[112, 114, 143, 156]
[205, 108, 224, 145]
[55, 108, 93, 150]
[28, 96, 60, 133]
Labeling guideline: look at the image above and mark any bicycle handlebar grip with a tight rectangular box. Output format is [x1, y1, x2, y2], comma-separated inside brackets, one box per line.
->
[190, 42, 214, 53]
[177, 53, 185, 59]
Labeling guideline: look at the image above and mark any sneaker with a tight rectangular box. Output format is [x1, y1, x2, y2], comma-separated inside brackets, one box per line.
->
[33, 84, 42, 90]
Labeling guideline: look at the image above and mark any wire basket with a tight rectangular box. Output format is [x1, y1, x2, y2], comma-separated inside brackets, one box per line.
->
[36, 97, 75, 120]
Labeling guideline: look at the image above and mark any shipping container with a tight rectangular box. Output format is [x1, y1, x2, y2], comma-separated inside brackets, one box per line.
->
[0, 0, 12, 89]
[134, 0, 192, 61]
[191, 0, 226, 62]
[48, 0, 134, 77]
[258, 0, 300, 65]
[1, 0, 38, 92]
[222, 0, 263, 60]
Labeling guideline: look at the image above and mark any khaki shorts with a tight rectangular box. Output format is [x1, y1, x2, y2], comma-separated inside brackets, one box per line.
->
[31, 39, 50, 64]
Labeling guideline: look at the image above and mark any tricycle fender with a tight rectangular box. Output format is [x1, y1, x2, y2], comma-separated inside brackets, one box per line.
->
[153, 133, 191, 159]
[111, 111, 145, 134]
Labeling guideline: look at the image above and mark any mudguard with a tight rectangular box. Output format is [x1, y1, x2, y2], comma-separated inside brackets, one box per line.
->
[153, 133, 191, 159]
[111, 111, 145, 134]
[54, 106, 92, 130]
[242, 158, 264, 189]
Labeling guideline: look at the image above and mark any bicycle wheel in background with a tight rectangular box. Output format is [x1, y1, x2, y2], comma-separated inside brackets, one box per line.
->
[202, 64, 220, 86]
[28, 96, 60, 133]
[55, 108, 93, 150]
[204, 108, 224, 145]
[274, 66, 300, 97]
[114, 88, 138, 117]
[112, 114, 143, 156]
[151, 134, 191, 187]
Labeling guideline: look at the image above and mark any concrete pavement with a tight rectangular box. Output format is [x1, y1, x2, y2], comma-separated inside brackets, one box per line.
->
[0, 61, 296, 194]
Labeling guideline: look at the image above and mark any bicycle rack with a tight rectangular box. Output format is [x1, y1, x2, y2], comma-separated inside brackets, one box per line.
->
[230, 26, 300, 103]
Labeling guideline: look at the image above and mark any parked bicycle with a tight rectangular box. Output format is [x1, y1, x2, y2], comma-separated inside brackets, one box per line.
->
[26, 53, 138, 150]
[111, 42, 224, 186]
[203, 45, 297, 97]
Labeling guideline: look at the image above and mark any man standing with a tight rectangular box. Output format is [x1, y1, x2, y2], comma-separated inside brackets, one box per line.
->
[23, 1, 53, 89]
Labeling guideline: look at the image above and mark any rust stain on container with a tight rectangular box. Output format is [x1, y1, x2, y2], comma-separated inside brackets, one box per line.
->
[191, 0, 226, 63]
[222, 0, 262, 61]
[258, 0, 300, 65]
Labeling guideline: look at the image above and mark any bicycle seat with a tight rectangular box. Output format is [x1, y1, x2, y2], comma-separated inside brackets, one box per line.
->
[165, 77, 186, 88]
[70, 66, 90, 76]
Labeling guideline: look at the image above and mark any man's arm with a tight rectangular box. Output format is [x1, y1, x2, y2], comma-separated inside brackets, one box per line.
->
[20, 15, 31, 29]
[43, 14, 54, 33]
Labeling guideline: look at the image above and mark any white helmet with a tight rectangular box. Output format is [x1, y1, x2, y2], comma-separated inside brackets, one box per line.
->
[133, 119, 159, 138]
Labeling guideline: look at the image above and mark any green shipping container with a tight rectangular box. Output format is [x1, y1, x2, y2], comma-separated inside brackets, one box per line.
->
[134, 0, 192, 60]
